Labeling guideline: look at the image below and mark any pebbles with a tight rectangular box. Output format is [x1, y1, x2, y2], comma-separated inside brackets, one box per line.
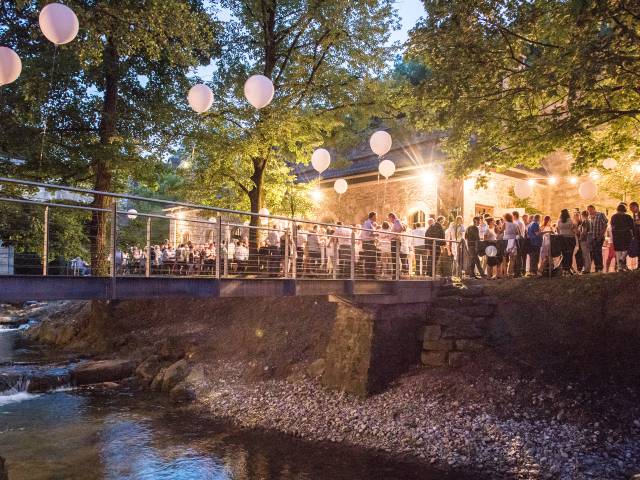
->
[195, 361, 640, 480]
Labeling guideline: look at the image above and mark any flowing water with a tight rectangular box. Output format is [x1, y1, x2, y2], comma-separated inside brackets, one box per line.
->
[0, 325, 470, 480]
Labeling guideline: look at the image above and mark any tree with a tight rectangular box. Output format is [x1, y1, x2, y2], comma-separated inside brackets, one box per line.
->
[188, 0, 398, 249]
[405, 0, 640, 177]
[1, 1, 217, 274]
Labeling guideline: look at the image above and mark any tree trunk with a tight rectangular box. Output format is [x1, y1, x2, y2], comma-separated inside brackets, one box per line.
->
[90, 37, 119, 276]
[248, 160, 266, 255]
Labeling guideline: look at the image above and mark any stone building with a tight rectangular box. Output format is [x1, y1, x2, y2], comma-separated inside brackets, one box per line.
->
[297, 132, 554, 227]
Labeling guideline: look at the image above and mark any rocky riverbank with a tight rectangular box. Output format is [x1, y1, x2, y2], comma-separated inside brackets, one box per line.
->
[14, 285, 640, 480]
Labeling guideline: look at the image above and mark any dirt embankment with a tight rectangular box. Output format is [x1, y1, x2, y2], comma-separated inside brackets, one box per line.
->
[28, 296, 338, 381]
[485, 270, 640, 386]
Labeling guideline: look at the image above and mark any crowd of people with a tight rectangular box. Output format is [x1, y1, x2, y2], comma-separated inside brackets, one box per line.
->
[106, 201, 640, 280]
[463, 202, 640, 278]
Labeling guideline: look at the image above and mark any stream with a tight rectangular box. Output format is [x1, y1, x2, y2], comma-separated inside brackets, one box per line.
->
[0, 324, 469, 480]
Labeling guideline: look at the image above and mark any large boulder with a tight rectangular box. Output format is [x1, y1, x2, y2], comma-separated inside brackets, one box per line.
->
[161, 359, 189, 393]
[135, 355, 163, 386]
[71, 359, 135, 386]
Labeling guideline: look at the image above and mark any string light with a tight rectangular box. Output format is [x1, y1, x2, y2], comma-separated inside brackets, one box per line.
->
[309, 188, 323, 202]
[568, 176, 578, 185]
[488, 180, 497, 189]
[527, 179, 536, 186]
[633, 163, 640, 174]
[589, 170, 601, 180]
[547, 176, 558, 185]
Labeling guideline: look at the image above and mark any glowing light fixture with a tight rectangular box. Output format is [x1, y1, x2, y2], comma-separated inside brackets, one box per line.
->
[487, 180, 497, 189]
[633, 163, 640, 174]
[309, 188, 323, 202]
[589, 170, 601, 180]
[527, 179, 536, 186]
[568, 176, 578, 185]
[547, 176, 558, 185]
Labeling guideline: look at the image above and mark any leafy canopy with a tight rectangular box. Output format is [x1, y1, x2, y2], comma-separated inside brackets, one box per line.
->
[405, 0, 640, 177]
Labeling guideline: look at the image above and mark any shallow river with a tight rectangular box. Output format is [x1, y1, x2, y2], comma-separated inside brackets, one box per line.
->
[0, 328, 470, 480]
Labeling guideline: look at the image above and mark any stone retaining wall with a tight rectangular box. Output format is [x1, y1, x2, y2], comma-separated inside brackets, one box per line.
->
[421, 285, 496, 368]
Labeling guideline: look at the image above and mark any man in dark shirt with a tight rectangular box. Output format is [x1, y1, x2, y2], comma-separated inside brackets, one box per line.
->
[465, 216, 485, 278]
[425, 216, 445, 276]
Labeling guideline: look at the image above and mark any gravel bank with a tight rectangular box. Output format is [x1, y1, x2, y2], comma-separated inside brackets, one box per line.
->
[193, 360, 640, 480]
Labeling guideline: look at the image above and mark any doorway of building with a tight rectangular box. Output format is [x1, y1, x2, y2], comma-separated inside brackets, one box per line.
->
[475, 204, 494, 218]
[411, 210, 427, 227]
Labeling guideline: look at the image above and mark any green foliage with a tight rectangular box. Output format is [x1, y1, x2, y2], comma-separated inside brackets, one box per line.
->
[405, 0, 640, 177]
[187, 0, 399, 216]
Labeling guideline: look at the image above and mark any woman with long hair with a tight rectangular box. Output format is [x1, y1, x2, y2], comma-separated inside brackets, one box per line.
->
[556, 209, 576, 274]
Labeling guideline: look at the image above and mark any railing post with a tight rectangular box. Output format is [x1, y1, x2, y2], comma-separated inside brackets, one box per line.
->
[216, 215, 222, 279]
[350, 230, 356, 280]
[284, 227, 290, 279]
[395, 235, 401, 281]
[332, 239, 338, 280]
[110, 201, 117, 298]
[431, 238, 437, 278]
[145, 217, 151, 278]
[292, 223, 297, 279]
[42, 206, 49, 276]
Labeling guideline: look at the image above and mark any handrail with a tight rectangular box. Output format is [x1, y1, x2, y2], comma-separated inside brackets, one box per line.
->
[0, 176, 460, 245]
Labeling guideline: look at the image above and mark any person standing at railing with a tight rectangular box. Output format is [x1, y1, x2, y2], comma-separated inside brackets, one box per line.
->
[307, 225, 322, 276]
[334, 222, 352, 278]
[388, 213, 403, 278]
[294, 224, 307, 276]
[610, 203, 634, 272]
[361, 212, 378, 279]
[587, 204, 608, 273]
[400, 223, 412, 275]
[411, 222, 427, 276]
[445, 216, 465, 272]
[266, 224, 281, 276]
[425, 216, 445, 276]
[465, 216, 485, 278]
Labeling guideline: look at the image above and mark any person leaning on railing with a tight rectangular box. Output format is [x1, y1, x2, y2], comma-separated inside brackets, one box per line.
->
[361, 212, 378, 279]
[425, 216, 445, 276]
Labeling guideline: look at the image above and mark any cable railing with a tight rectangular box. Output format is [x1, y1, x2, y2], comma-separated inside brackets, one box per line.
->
[0, 177, 465, 281]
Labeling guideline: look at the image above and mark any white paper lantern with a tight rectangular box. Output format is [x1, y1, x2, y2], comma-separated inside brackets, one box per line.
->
[378, 159, 396, 179]
[513, 180, 532, 199]
[187, 84, 214, 113]
[311, 148, 331, 174]
[39, 3, 79, 45]
[370, 130, 392, 156]
[334, 178, 348, 195]
[578, 180, 597, 200]
[0, 47, 22, 86]
[127, 209, 138, 220]
[485, 245, 497, 257]
[244, 74, 274, 109]
[602, 158, 617, 170]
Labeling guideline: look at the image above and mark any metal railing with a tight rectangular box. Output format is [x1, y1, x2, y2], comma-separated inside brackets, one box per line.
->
[0, 177, 466, 281]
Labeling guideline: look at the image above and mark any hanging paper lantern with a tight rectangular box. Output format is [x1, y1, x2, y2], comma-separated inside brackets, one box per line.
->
[311, 148, 331, 174]
[602, 158, 617, 170]
[39, 3, 79, 45]
[0, 47, 22, 86]
[513, 180, 532, 199]
[485, 245, 497, 257]
[378, 159, 396, 178]
[127, 209, 138, 220]
[370, 131, 392, 156]
[187, 84, 214, 113]
[333, 178, 348, 195]
[578, 180, 597, 200]
[244, 74, 274, 109]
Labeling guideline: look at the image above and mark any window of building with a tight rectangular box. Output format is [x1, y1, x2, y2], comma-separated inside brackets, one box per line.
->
[475, 204, 494, 218]
[411, 210, 426, 226]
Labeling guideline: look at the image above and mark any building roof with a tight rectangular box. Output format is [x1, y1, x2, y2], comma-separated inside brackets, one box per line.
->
[295, 131, 447, 183]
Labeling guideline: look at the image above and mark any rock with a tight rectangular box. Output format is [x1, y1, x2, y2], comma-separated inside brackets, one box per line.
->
[428, 308, 474, 326]
[161, 359, 189, 392]
[169, 381, 197, 403]
[421, 351, 447, 367]
[150, 368, 165, 392]
[307, 358, 326, 378]
[423, 339, 454, 351]
[423, 325, 442, 341]
[184, 363, 207, 386]
[432, 297, 475, 309]
[441, 324, 483, 339]
[455, 304, 494, 318]
[27, 372, 71, 393]
[102, 381, 119, 389]
[448, 351, 472, 368]
[71, 359, 135, 386]
[455, 339, 485, 352]
[472, 296, 498, 306]
[136, 355, 163, 386]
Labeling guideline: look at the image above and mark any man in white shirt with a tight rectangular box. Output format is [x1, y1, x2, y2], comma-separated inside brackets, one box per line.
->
[411, 222, 427, 275]
[361, 211, 377, 278]
[446, 215, 465, 265]
[388, 212, 403, 277]
[334, 222, 352, 277]
[235, 241, 249, 273]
